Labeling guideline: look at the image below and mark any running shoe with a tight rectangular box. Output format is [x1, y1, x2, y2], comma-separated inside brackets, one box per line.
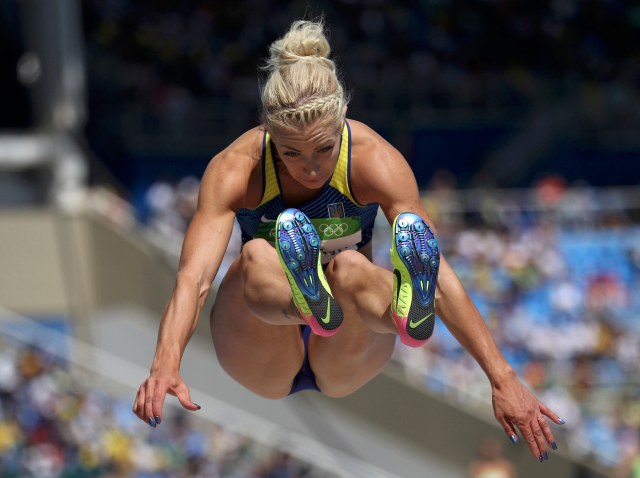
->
[276, 208, 343, 336]
[390, 212, 440, 347]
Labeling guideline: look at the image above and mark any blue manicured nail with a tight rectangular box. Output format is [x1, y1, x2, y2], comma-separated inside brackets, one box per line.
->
[155, 416, 161, 425]
[558, 418, 565, 425]
[538, 454, 544, 462]
[510, 434, 518, 444]
[148, 417, 156, 428]
[551, 441, 557, 450]
[544, 451, 549, 460]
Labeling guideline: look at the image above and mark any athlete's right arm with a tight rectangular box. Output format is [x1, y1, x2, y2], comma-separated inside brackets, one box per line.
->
[133, 130, 261, 426]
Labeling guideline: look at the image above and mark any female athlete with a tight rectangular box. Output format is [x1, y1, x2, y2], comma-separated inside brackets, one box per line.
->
[133, 20, 563, 462]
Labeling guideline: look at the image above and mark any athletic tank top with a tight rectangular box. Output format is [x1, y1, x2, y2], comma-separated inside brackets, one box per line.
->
[236, 121, 379, 264]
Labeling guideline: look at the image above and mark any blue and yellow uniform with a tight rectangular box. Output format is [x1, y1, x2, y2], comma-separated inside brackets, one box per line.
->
[236, 121, 379, 264]
[235, 121, 379, 394]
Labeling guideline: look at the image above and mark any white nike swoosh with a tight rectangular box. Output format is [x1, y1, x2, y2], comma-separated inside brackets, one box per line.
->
[260, 215, 276, 223]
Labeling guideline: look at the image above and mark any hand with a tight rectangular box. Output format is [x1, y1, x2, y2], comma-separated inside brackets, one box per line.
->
[132, 369, 201, 427]
[492, 375, 564, 462]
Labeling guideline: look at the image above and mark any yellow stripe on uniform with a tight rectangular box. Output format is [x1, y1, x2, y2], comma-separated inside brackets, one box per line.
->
[329, 123, 358, 204]
[258, 132, 280, 207]
[261, 124, 355, 207]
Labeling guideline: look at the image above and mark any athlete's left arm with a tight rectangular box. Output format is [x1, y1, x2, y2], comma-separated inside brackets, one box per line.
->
[350, 122, 564, 462]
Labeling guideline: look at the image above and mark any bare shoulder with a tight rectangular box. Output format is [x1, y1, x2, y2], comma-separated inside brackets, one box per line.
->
[348, 119, 389, 155]
[199, 126, 265, 211]
[347, 119, 414, 205]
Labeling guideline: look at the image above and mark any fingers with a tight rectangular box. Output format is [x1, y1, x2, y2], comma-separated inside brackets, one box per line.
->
[540, 402, 566, 426]
[143, 378, 155, 426]
[133, 388, 144, 420]
[133, 386, 152, 424]
[499, 410, 553, 461]
[520, 424, 542, 461]
[493, 382, 565, 462]
[132, 375, 201, 427]
[500, 419, 551, 462]
[537, 414, 558, 451]
[497, 415, 518, 444]
[539, 404, 564, 450]
[149, 378, 168, 427]
[529, 418, 549, 462]
[172, 381, 201, 412]
[520, 413, 564, 462]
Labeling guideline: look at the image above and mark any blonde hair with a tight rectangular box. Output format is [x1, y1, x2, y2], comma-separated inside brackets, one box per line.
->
[260, 20, 348, 134]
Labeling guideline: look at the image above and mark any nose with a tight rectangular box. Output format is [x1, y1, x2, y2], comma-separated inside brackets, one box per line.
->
[304, 159, 321, 177]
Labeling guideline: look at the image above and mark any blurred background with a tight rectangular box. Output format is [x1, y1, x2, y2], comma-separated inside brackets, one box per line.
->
[1, 0, 639, 477]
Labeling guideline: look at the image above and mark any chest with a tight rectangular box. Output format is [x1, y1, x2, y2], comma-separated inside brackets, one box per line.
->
[277, 172, 325, 206]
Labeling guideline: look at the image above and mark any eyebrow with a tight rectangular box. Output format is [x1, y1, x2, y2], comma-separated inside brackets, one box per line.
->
[281, 143, 335, 152]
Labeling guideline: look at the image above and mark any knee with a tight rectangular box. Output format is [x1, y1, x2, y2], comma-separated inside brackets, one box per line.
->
[325, 250, 369, 293]
[241, 238, 273, 270]
[240, 239, 274, 303]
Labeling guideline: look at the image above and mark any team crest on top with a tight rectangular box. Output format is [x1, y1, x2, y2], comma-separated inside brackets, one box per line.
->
[327, 202, 345, 218]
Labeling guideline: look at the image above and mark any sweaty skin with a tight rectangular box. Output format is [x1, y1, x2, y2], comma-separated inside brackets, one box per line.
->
[133, 119, 563, 462]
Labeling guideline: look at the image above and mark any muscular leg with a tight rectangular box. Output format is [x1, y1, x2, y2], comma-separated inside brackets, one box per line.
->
[212, 240, 400, 399]
[209, 239, 306, 399]
[310, 250, 399, 398]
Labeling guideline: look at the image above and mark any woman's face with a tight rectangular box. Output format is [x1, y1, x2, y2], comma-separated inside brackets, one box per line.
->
[270, 121, 342, 190]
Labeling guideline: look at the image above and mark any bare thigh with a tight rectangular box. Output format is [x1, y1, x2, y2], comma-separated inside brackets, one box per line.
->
[309, 251, 398, 398]
[209, 257, 304, 399]
[210, 241, 399, 400]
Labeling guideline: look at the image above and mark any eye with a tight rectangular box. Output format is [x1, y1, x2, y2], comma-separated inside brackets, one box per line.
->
[317, 145, 333, 153]
[283, 151, 299, 158]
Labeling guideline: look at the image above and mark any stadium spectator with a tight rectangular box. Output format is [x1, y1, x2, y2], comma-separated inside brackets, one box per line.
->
[468, 436, 518, 478]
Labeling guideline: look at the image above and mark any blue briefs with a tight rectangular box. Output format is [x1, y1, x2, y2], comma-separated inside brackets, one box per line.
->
[288, 325, 320, 394]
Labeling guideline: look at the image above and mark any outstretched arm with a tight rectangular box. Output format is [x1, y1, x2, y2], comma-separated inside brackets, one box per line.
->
[133, 132, 259, 426]
[435, 258, 563, 461]
[351, 121, 564, 461]
[134, 203, 235, 426]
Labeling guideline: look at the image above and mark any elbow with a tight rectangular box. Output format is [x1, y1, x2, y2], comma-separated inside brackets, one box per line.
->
[175, 270, 211, 302]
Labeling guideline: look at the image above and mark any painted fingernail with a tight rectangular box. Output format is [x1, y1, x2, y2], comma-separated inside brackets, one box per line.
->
[544, 451, 549, 460]
[510, 434, 518, 444]
[551, 441, 557, 450]
[538, 454, 544, 462]
[154, 416, 161, 425]
[148, 417, 156, 428]
[195, 403, 201, 410]
[558, 418, 565, 425]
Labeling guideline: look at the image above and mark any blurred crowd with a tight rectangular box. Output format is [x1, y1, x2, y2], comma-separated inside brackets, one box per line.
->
[75, 1, 640, 474]
[131, 171, 640, 474]
[0, 337, 334, 478]
[394, 175, 640, 474]
[468, 437, 517, 478]
[81, 0, 640, 189]
[82, 0, 639, 114]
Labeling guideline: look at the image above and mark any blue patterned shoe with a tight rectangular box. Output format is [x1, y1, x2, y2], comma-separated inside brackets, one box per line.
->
[276, 208, 343, 336]
[390, 212, 440, 347]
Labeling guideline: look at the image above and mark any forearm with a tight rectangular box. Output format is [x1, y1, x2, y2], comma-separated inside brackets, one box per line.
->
[150, 273, 210, 373]
[435, 257, 515, 386]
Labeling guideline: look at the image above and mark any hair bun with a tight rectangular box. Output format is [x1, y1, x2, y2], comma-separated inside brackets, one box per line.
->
[267, 20, 332, 70]
[260, 19, 348, 133]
